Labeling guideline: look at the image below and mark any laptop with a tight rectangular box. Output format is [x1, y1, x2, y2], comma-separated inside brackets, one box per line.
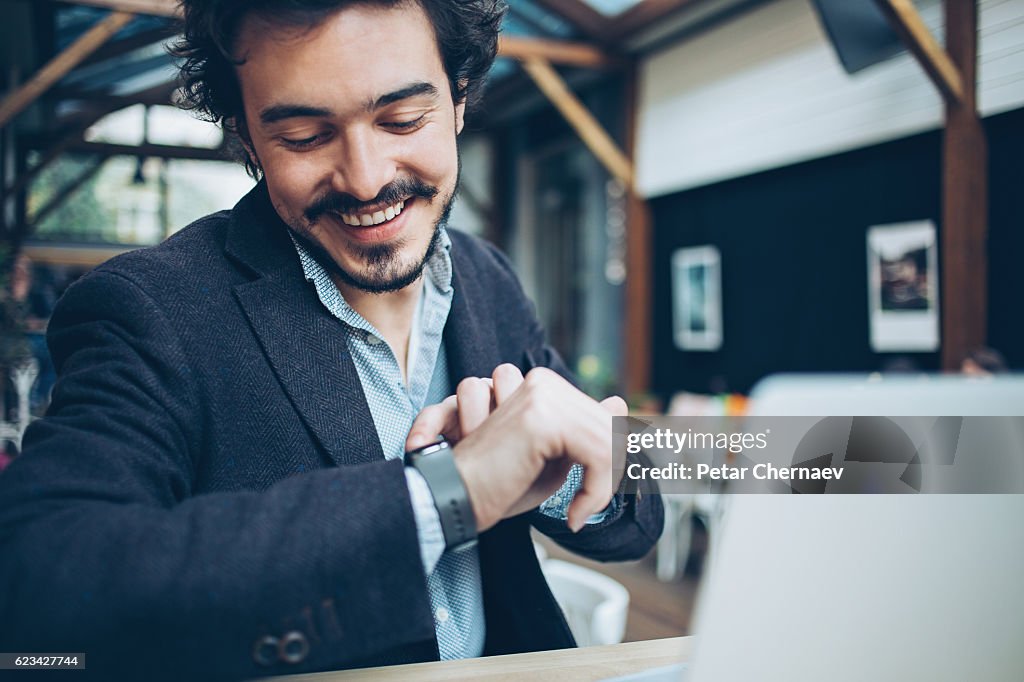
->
[609, 374, 1024, 681]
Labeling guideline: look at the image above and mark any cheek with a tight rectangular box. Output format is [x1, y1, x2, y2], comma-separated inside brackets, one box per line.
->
[402, 129, 458, 186]
[262, 154, 327, 210]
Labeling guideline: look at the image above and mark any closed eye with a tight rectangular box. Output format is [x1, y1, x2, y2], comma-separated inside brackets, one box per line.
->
[382, 115, 426, 132]
[280, 133, 330, 149]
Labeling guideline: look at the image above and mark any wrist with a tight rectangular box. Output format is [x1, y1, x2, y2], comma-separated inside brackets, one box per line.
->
[404, 440, 478, 549]
[451, 450, 497, 533]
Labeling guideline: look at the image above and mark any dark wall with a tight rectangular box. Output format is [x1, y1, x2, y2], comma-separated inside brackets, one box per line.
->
[650, 107, 1024, 397]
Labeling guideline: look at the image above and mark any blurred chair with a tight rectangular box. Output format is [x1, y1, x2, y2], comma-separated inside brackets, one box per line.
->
[541, 558, 630, 646]
[0, 358, 38, 455]
[655, 493, 722, 582]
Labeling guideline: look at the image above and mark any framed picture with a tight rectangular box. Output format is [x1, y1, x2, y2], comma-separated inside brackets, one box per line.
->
[671, 245, 722, 351]
[867, 221, 940, 352]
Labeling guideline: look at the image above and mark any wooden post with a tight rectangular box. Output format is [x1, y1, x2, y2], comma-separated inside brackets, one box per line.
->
[941, 0, 987, 370]
[623, 60, 651, 397]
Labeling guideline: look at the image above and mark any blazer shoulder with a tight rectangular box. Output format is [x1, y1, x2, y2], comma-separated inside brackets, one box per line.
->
[73, 210, 239, 298]
[447, 229, 520, 287]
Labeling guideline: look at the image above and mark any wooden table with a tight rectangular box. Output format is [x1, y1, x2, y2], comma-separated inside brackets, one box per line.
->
[273, 637, 692, 681]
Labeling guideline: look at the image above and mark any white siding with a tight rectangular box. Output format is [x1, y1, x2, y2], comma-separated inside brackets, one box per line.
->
[636, 0, 1024, 198]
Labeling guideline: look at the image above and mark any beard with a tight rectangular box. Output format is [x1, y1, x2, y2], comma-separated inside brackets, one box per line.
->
[291, 172, 457, 294]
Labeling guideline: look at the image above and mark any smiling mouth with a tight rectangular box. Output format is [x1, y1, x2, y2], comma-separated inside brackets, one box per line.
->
[338, 199, 407, 227]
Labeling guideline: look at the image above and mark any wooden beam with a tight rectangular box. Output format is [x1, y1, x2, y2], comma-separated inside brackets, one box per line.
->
[531, 0, 612, 42]
[22, 242, 135, 268]
[623, 59, 651, 396]
[28, 157, 108, 228]
[80, 24, 179, 68]
[52, 82, 178, 110]
[608, 0, 703, 41]
[872, 0, 963, 106]
[940, 0, 987, 369]
[65, 140, 229, 162]
[498, 36, 620, 69]
[519, 58, 633, 189]
[0, 11, 136, 129]
[52, 0, 181, 18]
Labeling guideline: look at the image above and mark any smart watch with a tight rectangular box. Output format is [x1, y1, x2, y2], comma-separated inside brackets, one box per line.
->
[404, 439, 477, 550]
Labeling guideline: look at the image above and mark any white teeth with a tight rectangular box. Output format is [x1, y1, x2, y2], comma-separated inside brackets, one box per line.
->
[341, 199, 407, 227]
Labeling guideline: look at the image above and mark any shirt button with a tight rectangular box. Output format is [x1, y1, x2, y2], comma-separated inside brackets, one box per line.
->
[366, 334, 382, 345]
[435, 607, 449, 623]
[552, 496, 563, 507]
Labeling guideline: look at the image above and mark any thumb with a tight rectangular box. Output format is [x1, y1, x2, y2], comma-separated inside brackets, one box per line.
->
[600, 395, 628, 417]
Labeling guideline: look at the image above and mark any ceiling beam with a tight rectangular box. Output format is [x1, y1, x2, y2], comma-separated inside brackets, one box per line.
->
[52, 82, 179, 111]
[63, 140, 229, 162]
[531, 0, 611, 42]
[2, 80, 178, 204]
[52, 0, 181, 18]
[607, 0, 703, 41]
[0, 11, 136, 129]
[79, 23, 179, 68]
[872, 0, 964, 106]
[519, 57, 633, 189]
[498, 36, 621, 69]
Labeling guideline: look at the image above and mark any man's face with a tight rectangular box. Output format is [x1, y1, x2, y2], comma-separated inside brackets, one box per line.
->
[234, 2, 464, 293]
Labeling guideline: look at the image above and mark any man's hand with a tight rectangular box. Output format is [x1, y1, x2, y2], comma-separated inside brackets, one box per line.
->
[406, 364, 627, 534]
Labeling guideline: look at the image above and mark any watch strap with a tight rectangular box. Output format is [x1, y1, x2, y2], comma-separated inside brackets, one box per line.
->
[404, 440, 477, 550]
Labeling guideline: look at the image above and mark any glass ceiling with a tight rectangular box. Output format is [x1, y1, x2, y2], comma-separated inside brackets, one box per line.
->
[581, 0, 646, 16]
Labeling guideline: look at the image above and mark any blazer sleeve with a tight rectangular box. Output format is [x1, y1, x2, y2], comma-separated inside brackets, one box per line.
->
[477, 240, 665, 561]
[0, 269, 436, 680]
[525, 331, 664, 561]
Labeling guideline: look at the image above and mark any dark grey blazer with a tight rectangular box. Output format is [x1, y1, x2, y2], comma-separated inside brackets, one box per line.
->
[0, 183, 663, 680]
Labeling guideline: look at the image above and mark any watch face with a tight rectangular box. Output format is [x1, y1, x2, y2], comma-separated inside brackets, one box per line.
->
[408, 439, 449, 458]
[404, 438, 450, 465]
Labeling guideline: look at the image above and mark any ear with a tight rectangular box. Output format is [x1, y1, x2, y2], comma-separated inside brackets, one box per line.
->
[233, 116, 263, 173]
[454, 98, 466, 136]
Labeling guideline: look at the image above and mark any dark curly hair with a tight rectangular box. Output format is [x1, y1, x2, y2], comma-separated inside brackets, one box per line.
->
[171, 0, 507, 178]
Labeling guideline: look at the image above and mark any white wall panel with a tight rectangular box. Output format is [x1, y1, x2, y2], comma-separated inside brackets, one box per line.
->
[636, 0, 1024, 197]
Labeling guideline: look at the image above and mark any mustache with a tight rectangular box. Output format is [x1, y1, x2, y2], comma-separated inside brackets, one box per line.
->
[304, 177, 439, 223]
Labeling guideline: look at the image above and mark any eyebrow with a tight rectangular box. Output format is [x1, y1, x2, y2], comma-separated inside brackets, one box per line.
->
[370, 81, 438, 109]
[258, 81, 440, 125]
[259, 104, 331, 125]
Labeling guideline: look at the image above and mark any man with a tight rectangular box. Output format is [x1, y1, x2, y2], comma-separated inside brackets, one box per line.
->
[0, 0, 662, 679]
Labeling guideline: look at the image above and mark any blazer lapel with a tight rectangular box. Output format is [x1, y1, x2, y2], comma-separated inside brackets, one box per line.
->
[225, 183, 384, 467]
[444, 244, 502, 385]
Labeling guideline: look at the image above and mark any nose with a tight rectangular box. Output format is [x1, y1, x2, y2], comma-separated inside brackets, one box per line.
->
[330, 127, 397, 203]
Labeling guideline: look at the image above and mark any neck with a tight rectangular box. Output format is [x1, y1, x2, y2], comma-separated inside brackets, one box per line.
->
[334, 275, 423, 379]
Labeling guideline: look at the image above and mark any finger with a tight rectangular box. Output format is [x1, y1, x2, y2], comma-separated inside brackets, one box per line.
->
[567, 467, 613, 533]
[492, 363, 524, 405]
[406, 394, 459, 450]
[600, 395, 628, 417]
[566, 412, 615, 532]
[456, 377, 493, 437]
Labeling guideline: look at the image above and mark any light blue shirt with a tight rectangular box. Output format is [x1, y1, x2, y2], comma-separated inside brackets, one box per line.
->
[291, 228, 607, 659]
